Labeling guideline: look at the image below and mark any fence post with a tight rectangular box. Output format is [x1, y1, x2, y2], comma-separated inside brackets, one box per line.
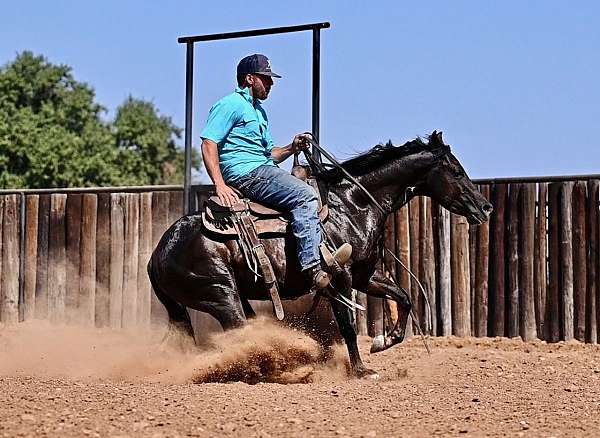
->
[65, 194, 82, 319]
[507, 184, 521, 337]
[79, 194, 97, 326]
[587, 180, 599, 343]
[396, 206, 412, 337]
[109, 193, 125, 328]
[560, 182, 574, 341]
[23, 195, 39, 321]
[489, 183, 507, 337]
[1, 195, 20, 324]
[48, 194, 67, 324]
[474, 185, 490, 337]
[572, 181, 587, 341]
[438, 207, 451, 335]
[137, 192, 153, 327]
[95, 193, 111, 327]
[534, 183, 548, 338]
[546, 183, 561, 342]
[451, 213, 470, 336]
[519, 183, 537, 341]
[409, 198, 421, 333]
[122, 193, 140, 328]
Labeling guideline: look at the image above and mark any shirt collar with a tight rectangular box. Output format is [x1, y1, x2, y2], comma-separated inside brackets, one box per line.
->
[235, 86, 263, 106]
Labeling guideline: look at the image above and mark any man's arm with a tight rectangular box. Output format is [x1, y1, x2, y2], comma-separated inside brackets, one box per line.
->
[201, 139, 240, 207]
[271, 134, 312, 163]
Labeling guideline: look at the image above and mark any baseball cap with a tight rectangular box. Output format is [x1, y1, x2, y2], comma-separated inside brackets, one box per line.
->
[237, 54, 282, 78]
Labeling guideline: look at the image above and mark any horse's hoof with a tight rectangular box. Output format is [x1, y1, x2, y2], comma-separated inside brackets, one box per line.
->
[370, 335, 385, 354]
[354, 367, 380, 380]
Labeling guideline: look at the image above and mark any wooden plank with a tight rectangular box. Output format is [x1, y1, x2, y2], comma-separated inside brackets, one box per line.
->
[1, 195, 20, 323]
[23, 195, 39, 321]
[420, 198, 436, 335]
[367, 294, 383, 338]
[572, 182, 587, 341]
[489, 183, 507, 337]
[65, 193, 82, 316]
[355, 292, 368, 336]
[48, 194, 67, 324]
[469, 218, 477, 334]
[519, 183, 537, 341]
[506, 183, 520, 338]
[168, 191, 183, 227]
[122, 193, 140, 328]
[35, 194, 50, 319]
[451, 213, 471, 336]
[95, 193, 111, 327]
[560, 182, 574, 340]
[408, 197, 421, 332]
[383, 213, 398, 332]
[587, 180, 599, 344]
[474, 185, 490, 337]
[137, 192, 153, 327]
[437, 207, 452, 336]
[150, 191, 170, 326]
[396, 206, 412, 337]
[79, 194, 97, 326]
[534, 183, 548, 338]
[546, 183, 561, 342]
[109, 193, 125, 328]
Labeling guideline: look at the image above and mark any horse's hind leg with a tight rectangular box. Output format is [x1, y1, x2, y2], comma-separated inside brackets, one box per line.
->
[153, 284, 196, 349]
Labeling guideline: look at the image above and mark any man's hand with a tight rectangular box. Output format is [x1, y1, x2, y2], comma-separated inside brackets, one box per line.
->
[216, 183, 240, 208]
[291, 133, 313, 154]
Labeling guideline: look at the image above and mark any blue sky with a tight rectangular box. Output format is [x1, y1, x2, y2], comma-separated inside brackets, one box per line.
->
[1, 1, 598, 180]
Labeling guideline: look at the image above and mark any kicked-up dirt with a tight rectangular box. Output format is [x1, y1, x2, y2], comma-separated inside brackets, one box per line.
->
[1, 319, 600, 437]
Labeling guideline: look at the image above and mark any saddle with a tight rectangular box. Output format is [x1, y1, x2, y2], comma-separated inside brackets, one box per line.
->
[200, 166, 329, 321]
[201, 177, 328, 236]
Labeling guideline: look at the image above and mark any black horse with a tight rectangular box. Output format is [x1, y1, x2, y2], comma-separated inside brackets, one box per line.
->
[148, 131, 492, 377]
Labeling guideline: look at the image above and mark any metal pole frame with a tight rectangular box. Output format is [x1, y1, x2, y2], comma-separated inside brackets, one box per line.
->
[178, 22, 330, 214]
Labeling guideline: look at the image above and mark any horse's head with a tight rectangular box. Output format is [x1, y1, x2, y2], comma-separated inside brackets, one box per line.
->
[414, 131, 492, 225]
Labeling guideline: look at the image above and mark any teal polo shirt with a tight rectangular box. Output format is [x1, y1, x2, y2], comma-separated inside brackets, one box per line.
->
[200, 86, 276, 183]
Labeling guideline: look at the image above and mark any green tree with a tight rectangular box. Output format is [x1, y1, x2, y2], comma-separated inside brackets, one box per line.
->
[0, 51, 199, 189]
[114, 97, 199, 185]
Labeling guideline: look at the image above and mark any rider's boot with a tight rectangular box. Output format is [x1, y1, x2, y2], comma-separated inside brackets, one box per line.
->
[306, 243, 353, 290]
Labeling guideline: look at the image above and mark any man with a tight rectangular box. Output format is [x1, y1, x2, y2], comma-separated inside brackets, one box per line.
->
[199, 53, 350, 290]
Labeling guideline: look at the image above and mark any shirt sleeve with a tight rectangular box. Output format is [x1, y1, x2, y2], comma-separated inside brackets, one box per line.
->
[199, 98, 242, 144]
[263, 124, 275, 155]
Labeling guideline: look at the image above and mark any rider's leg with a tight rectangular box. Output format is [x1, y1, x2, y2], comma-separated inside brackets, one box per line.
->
[230, 165, 328, 286]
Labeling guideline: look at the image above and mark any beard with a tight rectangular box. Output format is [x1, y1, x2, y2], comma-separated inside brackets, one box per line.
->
[252, 82, 269, 100]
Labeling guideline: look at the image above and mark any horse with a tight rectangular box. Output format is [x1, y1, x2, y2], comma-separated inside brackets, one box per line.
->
[148, 131, 492, 378]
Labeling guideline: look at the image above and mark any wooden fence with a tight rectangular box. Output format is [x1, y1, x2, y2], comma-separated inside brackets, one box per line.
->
[362, 178, 600, 344]
[1, 178, 599, 344]
[0, 188, 182, 327]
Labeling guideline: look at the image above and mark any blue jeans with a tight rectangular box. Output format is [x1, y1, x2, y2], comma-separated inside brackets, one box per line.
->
[231, 165, 321, 271]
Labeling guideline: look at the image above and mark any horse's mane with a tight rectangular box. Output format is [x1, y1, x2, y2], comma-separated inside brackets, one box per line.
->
[318, 134, 449, 183]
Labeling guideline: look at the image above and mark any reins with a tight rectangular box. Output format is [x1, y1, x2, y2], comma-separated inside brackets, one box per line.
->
[302, 135, 432, 354]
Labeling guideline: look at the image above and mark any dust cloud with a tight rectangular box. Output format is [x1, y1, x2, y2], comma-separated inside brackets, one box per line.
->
[0, 318, 348, 384]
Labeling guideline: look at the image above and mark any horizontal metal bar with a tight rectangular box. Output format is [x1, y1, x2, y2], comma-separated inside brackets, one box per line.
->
[0, 185, 182, 195]
[473, 174, 600, 185]
[178, 22, 330, 44]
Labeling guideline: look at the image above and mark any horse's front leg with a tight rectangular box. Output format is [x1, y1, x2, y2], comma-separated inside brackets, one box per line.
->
[329, 273, 380, 379]
[359, 270, 411, 353]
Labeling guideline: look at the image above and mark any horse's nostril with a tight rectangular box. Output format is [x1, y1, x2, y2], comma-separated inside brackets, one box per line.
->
[483, 203, 493, 214]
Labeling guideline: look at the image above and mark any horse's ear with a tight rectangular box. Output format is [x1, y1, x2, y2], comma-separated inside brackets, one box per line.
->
[437, 131, 444, 143]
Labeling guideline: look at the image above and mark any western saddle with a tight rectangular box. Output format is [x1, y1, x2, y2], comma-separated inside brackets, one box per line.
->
[200, 164, 335, 320]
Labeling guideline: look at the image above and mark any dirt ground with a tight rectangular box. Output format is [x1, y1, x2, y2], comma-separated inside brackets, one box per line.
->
[2, 320, 600, 438]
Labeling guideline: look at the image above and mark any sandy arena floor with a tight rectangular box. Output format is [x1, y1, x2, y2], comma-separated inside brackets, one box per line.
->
[1, 320, 600, 437]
